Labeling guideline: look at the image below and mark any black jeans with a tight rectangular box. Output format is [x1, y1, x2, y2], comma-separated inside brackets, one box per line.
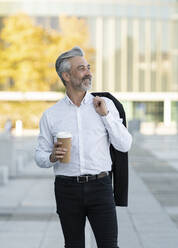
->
[54, 174, 119, 248]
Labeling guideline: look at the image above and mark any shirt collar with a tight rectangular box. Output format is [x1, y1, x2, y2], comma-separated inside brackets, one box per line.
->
[64, 91, 92, 106]
[64, 94, 73, 105]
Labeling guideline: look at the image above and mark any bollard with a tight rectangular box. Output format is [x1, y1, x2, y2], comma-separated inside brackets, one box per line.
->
[15, 120, 23, 136]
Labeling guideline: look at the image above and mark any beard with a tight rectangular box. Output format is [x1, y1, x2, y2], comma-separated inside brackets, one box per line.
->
[80, 78, 92, 91]
[71, 77, 92, 92]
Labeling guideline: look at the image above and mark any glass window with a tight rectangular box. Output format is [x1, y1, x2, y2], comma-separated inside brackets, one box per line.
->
[172, 55, 178, 91]
[0, 17, 4, 31]
[133, 101, 163, 122]
[115, 18, 121, 92]
[127, 19, 133, 91]
[172, 20, 178, 50]
[138, 20, 145, 91]
[150, 20, 157, 92]
[171, 101, 178, 122]
[50, 17, 59, 30]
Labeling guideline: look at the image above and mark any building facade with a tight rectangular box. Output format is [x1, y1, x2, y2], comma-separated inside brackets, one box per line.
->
[0, 0, 178, 128]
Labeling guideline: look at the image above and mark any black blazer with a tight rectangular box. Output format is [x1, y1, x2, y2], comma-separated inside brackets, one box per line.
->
[91, 92, 128, 207]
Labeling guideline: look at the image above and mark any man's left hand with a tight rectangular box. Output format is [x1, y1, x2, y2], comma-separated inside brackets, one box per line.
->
[93, 96, 108, 116]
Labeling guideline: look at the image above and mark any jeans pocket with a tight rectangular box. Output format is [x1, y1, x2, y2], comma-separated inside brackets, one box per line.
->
[55, 177, 71, 186]
[98, 175, 112, 186]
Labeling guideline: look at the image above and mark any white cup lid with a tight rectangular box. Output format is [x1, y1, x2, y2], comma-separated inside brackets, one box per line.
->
[56, 131, 72, 138]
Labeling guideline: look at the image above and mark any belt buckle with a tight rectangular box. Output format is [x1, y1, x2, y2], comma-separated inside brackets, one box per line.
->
[77, 175, 89, 183]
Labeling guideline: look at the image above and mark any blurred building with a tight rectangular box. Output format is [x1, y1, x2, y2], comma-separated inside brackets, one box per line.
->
[0, 0, 178, 129]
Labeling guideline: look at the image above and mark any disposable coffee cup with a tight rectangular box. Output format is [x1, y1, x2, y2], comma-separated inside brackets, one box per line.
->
[56, 132, 72, 163]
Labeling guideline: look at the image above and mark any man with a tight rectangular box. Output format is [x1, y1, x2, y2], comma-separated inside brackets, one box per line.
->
[35, 46, 132, 248]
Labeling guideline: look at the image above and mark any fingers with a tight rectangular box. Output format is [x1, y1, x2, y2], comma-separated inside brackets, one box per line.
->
[93, 97, 108, 116]
[93, 96, 100, 103]
[54, 142, 62, 147]
[93, 97, 102, 108]
[55, 149, 68, 159]
[53, 143, 68, 160]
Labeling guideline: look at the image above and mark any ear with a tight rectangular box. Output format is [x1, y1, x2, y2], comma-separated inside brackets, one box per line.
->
[62, 72, 70, 83]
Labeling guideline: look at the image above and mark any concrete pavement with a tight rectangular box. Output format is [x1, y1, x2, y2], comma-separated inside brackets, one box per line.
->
[0, 134, 178, 248]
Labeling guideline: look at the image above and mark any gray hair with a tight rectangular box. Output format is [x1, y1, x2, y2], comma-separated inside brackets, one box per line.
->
[55, 46, 84, 85]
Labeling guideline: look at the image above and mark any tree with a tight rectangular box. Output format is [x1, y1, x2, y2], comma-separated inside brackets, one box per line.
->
[0, 13, 95, 91]
[59, 16, 95, 62]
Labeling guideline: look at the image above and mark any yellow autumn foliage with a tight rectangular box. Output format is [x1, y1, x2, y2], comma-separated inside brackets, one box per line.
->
[0, 13, 95, 129]
[0, 13, 95, 92]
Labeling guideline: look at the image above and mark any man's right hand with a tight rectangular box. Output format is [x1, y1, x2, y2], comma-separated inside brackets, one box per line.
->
[49, 142, 68, 163]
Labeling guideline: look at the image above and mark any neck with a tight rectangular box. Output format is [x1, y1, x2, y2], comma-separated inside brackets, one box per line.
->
[66, 89, 87, 107]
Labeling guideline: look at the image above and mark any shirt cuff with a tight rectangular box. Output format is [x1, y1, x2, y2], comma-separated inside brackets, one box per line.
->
[46, 152, 59, 168]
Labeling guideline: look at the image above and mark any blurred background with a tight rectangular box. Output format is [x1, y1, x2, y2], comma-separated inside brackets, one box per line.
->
[0, 0, 177, 134]
[0, 1, 178, 248]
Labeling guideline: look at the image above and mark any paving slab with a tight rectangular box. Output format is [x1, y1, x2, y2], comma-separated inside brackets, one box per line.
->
[0, 134, 178, 248]
[131, 134, 178, 231]
[126, 167, 178, 248]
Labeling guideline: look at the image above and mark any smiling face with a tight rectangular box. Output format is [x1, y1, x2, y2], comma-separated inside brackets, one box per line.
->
[65, 56, 92, 92]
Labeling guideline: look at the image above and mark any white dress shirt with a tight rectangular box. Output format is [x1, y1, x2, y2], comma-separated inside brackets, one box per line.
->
[35, 92, 132, 176]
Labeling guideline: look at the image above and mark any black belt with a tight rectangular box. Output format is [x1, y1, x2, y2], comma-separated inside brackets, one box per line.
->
[55, 171, 110, 183]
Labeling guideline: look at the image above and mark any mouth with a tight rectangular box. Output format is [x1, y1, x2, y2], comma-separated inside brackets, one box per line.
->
[82, 77, 91, 82]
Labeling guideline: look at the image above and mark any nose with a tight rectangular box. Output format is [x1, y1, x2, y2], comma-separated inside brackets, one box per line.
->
[87, 70, 92, 77]
[86, 72, 92, 80]
[86, 68, 92, 77]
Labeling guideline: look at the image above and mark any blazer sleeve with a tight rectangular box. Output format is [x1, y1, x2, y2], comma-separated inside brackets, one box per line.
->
[110, 102, 129, 207]
[91, 92, 129, 207]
